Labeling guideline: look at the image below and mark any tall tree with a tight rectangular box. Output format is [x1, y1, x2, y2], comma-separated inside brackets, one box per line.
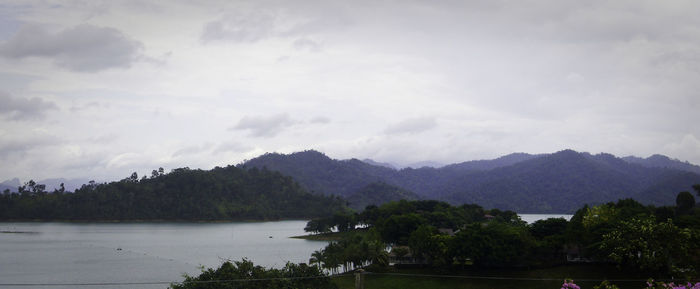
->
[676, 191, 696, 215]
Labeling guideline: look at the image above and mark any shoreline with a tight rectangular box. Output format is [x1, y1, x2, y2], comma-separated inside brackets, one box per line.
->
[291, 229, 368, 241]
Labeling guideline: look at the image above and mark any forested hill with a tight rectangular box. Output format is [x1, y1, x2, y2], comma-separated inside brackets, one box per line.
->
[241, 150, 396, 197]
[242, 150, 700, 213]
[0, 166, 346, 221]
[345, 182, 421, 211]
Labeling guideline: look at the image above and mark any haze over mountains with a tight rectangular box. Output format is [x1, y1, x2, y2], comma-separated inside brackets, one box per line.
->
[242, 150, 700, 213]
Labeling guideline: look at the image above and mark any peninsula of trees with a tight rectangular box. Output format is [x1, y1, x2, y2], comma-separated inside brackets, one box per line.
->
[0, 166, 346, 221]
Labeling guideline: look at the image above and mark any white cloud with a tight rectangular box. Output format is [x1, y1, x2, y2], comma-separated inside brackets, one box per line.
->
[172, 143, 214, 157]
[309, 116, 331, 124]
[663, 134, 700, 164]
[213, 141, 252, 155]
[292, 37, 322, 52]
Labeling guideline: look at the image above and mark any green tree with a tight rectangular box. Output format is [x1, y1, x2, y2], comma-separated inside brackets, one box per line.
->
[170, 259, 337, 289]
[600, 217, 692, 274]
[676, 191, 696, 215]
[379, 213, 425, 245]
[530, 217, 568, 239]
[408, 225, 451, 266]
[449, 222, 533, 267]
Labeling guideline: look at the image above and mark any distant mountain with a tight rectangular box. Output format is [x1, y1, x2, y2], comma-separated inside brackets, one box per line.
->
[405, 161, 444, 169]
[240, 150, 396, 197]
[361, 159, 398, 170]
[0, 184, 14, 193]
[1, 178, 20, 187]
[0, 178, 20, 193]
[242, 150, 700, 213]
[622, 154, 700, 174]
[443, 150, 695, 212]
[0, 178, 90, 193]
[441, 153, 541, 172]
[345, 182, 420, 211]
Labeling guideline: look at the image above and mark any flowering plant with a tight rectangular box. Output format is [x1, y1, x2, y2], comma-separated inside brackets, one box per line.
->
[562, 279, 581, 289]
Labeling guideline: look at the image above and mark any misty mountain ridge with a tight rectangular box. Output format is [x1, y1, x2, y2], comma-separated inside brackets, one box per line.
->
[361, 159, 399, 170]
[404, 160, 445, 169]
[360, 160, 448, 169]
[242, 149, 700, 213]
[622, 154, 700, 174]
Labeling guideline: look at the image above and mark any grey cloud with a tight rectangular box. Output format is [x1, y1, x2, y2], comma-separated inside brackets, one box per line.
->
[0, 91, 57, 120]
[201, 12, 276, 43]
[61, 153, 109, 171]
[384, 117, 437, 135]
[0, 133, 55, 158]
[230, 113, 294, 137]
[200, 5, 350, 45]
[0, 24, 143, 72]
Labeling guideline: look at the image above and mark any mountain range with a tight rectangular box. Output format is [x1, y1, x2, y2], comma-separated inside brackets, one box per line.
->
[241, 150, 700, 213]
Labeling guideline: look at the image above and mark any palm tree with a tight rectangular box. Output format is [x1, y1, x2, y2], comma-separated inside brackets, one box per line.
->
[309, 250, 324, 269]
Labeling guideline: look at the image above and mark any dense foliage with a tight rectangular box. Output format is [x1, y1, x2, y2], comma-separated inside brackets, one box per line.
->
[309, 230, 388, 274]
[0, 166, 346, 221]
[305, 188, 700, 278]
[170, 259, 337, 289]
[243, 150, 700, 213]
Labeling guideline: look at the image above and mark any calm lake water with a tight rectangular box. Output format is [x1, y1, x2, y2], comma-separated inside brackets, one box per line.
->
[519, 214, 573, 224]
[0, 221, 325, 289]
[0, 215, 569, 288]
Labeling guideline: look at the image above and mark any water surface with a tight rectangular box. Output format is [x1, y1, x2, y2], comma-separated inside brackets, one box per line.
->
[519, 214, 573, 224]
[0, 221, 325, 288]
[0, 215, 576, 288]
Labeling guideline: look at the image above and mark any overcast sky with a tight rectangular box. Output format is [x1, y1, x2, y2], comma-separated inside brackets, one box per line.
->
[1, 0, 700, 182]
